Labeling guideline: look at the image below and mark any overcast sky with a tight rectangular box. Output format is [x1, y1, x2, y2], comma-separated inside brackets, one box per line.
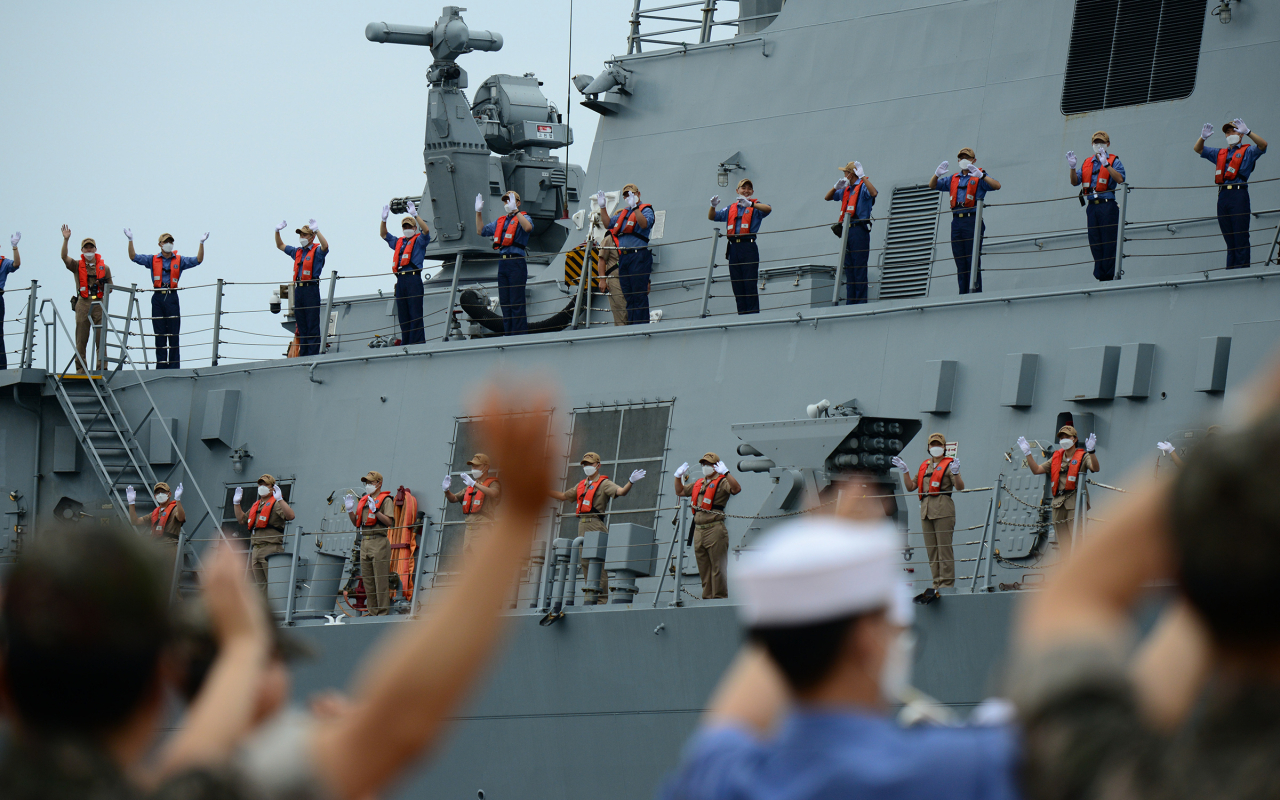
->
[0, 0, 634, 365]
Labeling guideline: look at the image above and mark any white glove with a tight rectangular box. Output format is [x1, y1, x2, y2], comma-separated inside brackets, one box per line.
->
[890, 456, 908, 471]
[442, 475, 452, 492]
[273, 485, 282, 501]
[1096, 148, 1108, 161]
[1157, 441, 1176, 455]
[406, 199, 417, 217]
[834, 177, 849, 192]
[475, 194, 485, 213]
[126, 486, 136, 505]
[625, 193, 638, 209]
[1201, 123, 1214, 140]
[461, 473, 477, 488]
[935, 161, 949, 178]
[949, 459, 961, 475]
[735, 197, 748, 208]
[308, 218, 318, 232]
[123, 227, 133, 241]
[714, 460, 729, 475]
[275, 220, 288, 232]
[200, 231, 210, 243]
[853, 161, 865, 178]
[1065, 151, 1077, 169]
[381, 204, 390, 221]
[174, 483, 184, 502]
[966, 163, 982, 177]
[1233, 118, 1250, 136]
[9, 232, 19, 247]
[709, 195, 720, 209]
[595, 190, 606, 210]
[629, 468, 646, 483]
[233, 487, 243, 504]
[1085, 433, 1097, 452]
[344, 495, 355, 512]
[674, 462, 690, 479]
[1017, 436, 1032, 457]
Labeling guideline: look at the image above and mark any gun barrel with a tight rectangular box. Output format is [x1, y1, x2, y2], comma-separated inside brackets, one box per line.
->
[365, 22, 434, 46]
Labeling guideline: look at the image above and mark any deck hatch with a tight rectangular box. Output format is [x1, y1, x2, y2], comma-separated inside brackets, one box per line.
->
[879, 185, 941, 300]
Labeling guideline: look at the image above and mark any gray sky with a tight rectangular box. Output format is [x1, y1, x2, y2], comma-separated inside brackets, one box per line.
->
[0, 0, 634, 365]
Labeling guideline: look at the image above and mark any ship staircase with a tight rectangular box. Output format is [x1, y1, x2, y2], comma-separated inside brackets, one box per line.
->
[39, 288, 224, 598]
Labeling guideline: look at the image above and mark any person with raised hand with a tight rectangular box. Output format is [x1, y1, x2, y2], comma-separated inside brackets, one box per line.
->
[1067, 130, 1126, 281]
[1195, 118, 1268, 270]
[892, 432, 964, 604]
[1018, 425, 1099, 556]
[380, 200, 432, 345]
[607, 183, 657, 324]
[709, 178, 773, 315]
[232, 474, 296, 594]
[444, 452, 502, 558]
[126, 228, 206, 369]
[348, 470, 395, 616]
[549, 451, 646, 605]
[475, 190, 533, 335]
[0, 231, 20, 370]
[929, 147, 1000, 294]
[274, 218, 330, 356]
[673, 452, 742, 599]
[60, 225, 113, 374]
[127, 480, 186, 571]
[824, 161, 878, 304]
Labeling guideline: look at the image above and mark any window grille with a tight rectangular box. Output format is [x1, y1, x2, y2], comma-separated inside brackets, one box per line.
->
[880, 186, 941, 300]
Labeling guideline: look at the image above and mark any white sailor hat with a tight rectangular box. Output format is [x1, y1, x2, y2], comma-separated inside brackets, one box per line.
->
[734, 517, 902, 627]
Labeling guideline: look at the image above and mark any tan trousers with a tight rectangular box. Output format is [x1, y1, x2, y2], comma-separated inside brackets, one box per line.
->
[1052, 504, 1076, 556]
[360, 532, 392, 615]
[250, 542, 285, 595]
[921, 516, 955, 588]
[462, 518, 492, 559]
[579, 557, 610, 605]
[693, 521, 729, 599]
[74, 297, 103, 371]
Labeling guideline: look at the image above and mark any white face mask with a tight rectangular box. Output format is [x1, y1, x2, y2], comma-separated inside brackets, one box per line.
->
[879, 630, 916, 704]
[583, 465, 597, 477]
[81, 252, 95, 262]
[364, 483, 378, 495]
[1059, 438, 1075, 450]
[402, 228, 416, 238]
[298, 236, 312, 248]
[929, 446, 944, 458]
[469, 468, 483, 479]
[160, 242, 174, 253]
[155, 493, 169, 505]
[1092, 143, 1106, 154]
[1226, 134, 1242, 146]
[258, 485, 271, 497]
[702, 465, 715, 477]
[957, 159, 972, 171]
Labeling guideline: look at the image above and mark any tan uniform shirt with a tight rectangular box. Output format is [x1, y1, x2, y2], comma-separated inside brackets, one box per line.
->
[916, 460, 957, 519]
[688, 474, 734, 525]
[1049, 450, 1093, 509]
[151, 503, 182, 542]
[573, 477, 620, 534]
[358, 495, 394, 535]
[462, 479, 501, 522]
[246, 498, 289, 547]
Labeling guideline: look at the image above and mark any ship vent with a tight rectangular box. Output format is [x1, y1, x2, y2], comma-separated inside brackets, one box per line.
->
[879, 185, 941, 300]
[1061, 0, 1206, 115]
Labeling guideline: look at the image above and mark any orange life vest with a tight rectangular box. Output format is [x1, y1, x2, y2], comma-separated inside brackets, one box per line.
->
[575, 475, 609, 516]
[1215, 145, 1251, 185]
[150, 501, 178, 537]
[393, 233, 420, 273]
[246, 496, 280, 531]
[293, 244, 319, 283]
[356, 491, 393, 528]
[916, 458, 954, 499]
[77, 256, 106, 300]
[1080, 154, 1119, 194]
[949, 171, 982, 209]
[610, 204, 654, 242]
[1049, 448, 1088, 497]
[492, 214, 525, 250]
[691, 473, 727, 512]
[726, 200, 759, 237]
[839, 179, 866, 219]
[461, 476, 497, 515]
[151, 254, 182, 289]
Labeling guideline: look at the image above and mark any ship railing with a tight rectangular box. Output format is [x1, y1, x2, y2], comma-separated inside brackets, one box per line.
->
[626, 0, 743, 54]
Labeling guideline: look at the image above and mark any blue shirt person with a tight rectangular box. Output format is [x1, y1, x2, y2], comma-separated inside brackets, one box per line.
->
[1067, 131, 1127, 281]
[1196, 118, 1269, 269]
[381, 201, 432, 345]
[824, 162, 879, 305]
[709, 178, 773, 315]
[275, 220, 330, 357]
[605, 183, 658, 324]
[931, 148, 1001, 294]
[476, 190, 533, 335]
[0, 231, 21, 370]
[126, 229, 206, 369]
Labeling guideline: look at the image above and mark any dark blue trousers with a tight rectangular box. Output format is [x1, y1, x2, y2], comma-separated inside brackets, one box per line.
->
[0, 292, 6, 370]
[619, 248, 653, 325]
[844, 224, 871, 304]
[497, 256, 528, 335]
[726, 240, 760, 315]
[1218, 185, 1252, 269]
[394, 271, 425, 344]
[151, 291, 182, 369]
[294, 283, 322, 356]
[1085, 199, 1119, 281]
[950, 214, 984, 294]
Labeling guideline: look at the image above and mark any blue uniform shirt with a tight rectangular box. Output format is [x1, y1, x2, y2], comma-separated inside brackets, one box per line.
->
[1201, 143, 1266, 183]
[282, 244, 328, 281]
[713, 200, 770, 234]
[131, 253, 201, 288]
[936, 171, 998, 210]
[384, 230, 431, 271]
[481, 213, 532, 256]
[660, 711, 1019, 800]
[830, 183, 875, 220]
[608, 205, 657, 249]
[1074, 154, 1127, 201]
[0, 257, 18, 291]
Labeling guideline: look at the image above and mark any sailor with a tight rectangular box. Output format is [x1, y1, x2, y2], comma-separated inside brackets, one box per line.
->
[444, 452, 501, 558]
[673, 453, 741, 599]
[590, 207, 627, 326]
[930, 147, 1000, 294]
[475, 190, 533, 335]
[709, 179, 772, 315]
[1195, 118, 1268, 269]
[604, 184, 656, 325]
[0, 232, 20, 370]
[1066, 131, 1126, 281]
[125, 229, 207, 369]
[60, 226, 114, 374]
[824, 161, 877, 304]
[548, 452, 647, 605]
[381, 200, 431, 345]
[233, 474, 296, 594]
[891, 432, 963, 604]
[126, 481, 185, 565]
[274, 218, 329, 356]
[1018, 425, 1099, 556]
[659, 514, 1017, 800]
[345, 470, 395, 616]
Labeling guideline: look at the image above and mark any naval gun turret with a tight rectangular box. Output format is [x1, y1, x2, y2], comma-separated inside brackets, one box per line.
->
[366, 6, 584, 264]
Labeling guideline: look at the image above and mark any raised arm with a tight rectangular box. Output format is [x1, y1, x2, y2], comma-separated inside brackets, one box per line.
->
[517, 212, 533, 233]
[60, 225, 75, 268]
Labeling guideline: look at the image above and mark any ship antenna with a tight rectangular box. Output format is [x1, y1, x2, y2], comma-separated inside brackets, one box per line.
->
[563, 0, 574, 218]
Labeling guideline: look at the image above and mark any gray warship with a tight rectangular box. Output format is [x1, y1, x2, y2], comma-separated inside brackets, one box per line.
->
[3, 0, 1279, 797]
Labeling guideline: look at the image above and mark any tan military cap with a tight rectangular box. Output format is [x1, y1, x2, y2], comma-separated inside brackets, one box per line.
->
[1057, 425, 1078, 438]
[841, 161, 858, 173]
[737, 178, 753, 191]
[295, 225, 315, 236]
[699, 452, 720, 464]
[81, 237, 97, 248]
[153, 481, 171, 493]
[1222, 121, 1238, 133]
[1091, 130, 1110, 144]
[158, 232, 175, 245]
[503, 190, 522, 203]
[466, 453, 491, 467]
[580, 452, 602, 464]
[926, 432, 947, 447]
[957, 147, 976, 160]
[257, 474, 276, 486]
[620, 183, 640, 195]
[360, 470, 383, 484]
